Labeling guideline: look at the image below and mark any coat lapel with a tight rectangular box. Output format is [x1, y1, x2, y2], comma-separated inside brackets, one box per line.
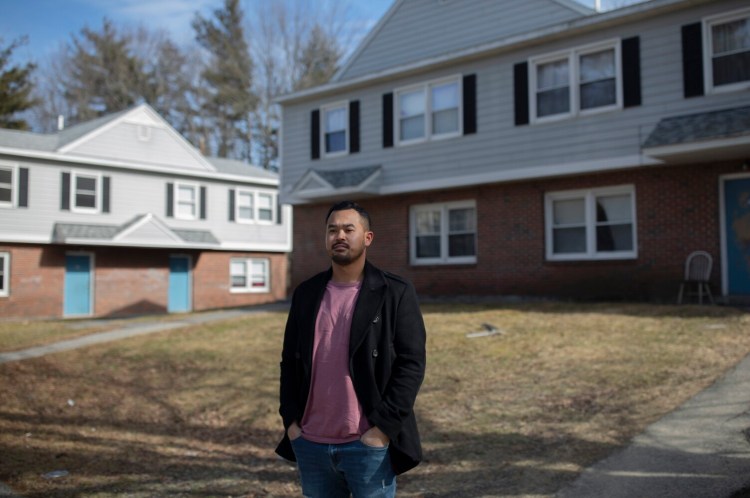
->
[349, 262, 387, 357]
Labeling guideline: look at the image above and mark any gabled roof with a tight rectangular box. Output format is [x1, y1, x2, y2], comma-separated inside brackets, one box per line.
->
[53, 213, 220, 249]
[642, 106, 750, 163]
[291, 166, 382, 201]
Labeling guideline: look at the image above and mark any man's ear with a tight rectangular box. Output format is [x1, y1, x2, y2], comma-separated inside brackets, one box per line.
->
[364, 230, 374, 247]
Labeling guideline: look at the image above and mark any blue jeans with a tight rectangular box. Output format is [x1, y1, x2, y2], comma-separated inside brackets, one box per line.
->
[290, 437, 396, 497]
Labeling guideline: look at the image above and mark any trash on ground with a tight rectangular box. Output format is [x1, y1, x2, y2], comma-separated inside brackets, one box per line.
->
[43, 470, 69, 479]
[466, 323, 504, 338]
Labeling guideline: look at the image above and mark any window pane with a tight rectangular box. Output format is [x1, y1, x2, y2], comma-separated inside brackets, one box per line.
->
[77, 176, 96, 191]
[432, 82, 458, 111]
[416, 235, 441, 258]
[580, 49, 615, 82]
[238, 192, 253, 220]
[251, 261, 267, 287]
[416, 210, 441, 235]
[712, 52, 750, 86]
[325, 107, 346, 132]
[537, 59, 569, 89]
[325, 130, 346, 152]
[0, 188, 10, 203]
[230, 261, 246, 288]
[580, 79, 616, 109]
[0, 169, 11, 184]
[399, 89, 425, 117]
[432, 109, 459, 135]
[553, 227, 586, 253]
[553, 198, 585, 225]
[537, 88, 570, 117]
[712, 18, 750, 54]
[178, 186, 195, 202]
[449, 208, 476, 232]
[76, 193, 96, 208]
[449, 234, 475, 257]
[596, 194, 631, 223]
[400, 115, 425, 141]
[597, 224, 633, 252]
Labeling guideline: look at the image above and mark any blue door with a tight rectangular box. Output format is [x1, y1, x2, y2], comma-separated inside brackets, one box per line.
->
[168, 255, 191, 313]
[724, 177, 750, 295]
[64, 254, 92, 316]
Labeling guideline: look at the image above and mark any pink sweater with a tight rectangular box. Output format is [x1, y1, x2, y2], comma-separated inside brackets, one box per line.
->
[300, 280, 372, 443]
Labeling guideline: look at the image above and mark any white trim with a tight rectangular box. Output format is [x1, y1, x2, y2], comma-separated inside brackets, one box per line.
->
[410, 199, 477, 265]
[0, 161, 19, 209]
[113, 213, 183, 244]
[229, 257, 271, 293]
[703, 7, 750, 95]
[642, 135, 750, 159]
[529, 38, 622, 125]
[719, 172, 750, 297]
[544, 184, 637, 261]
[70, 170, 102, 214]
[394, 75, 463, 146]
[321, 101, 349, 158]
[0, 147, 279, 187]
[0, 251, 9, 297]
[173, 181, 200, 220]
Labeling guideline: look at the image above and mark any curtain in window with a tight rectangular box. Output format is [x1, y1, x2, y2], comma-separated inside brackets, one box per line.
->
[325, 107, 347, 153]
[399, 89, 425, 141]
[579, 49, 616, 109]
[537, 59, 570, 117]
[595, 194, 633, 252]
[712, 18, 750, 86]
[448, 207, 475, 257]
[431, 81, 459, 135]
[552, 198, 586, 254]
[415, 210, 441, 258]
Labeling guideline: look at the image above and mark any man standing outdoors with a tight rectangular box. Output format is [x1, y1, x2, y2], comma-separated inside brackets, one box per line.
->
[276, 200, 427, 497]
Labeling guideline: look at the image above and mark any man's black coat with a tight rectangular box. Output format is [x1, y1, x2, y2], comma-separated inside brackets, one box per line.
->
[276, 261, 427, 475]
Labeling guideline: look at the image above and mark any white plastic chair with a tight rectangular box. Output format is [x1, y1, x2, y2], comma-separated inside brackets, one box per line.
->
[677, 251, 714, 305]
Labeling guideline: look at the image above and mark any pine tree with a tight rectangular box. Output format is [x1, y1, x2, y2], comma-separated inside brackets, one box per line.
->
[193, 0, 257, 159]
[0, 37, 37, 130]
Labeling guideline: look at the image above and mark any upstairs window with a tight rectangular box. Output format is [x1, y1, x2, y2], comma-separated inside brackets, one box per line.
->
[322, 103, 348, 156]
[410, 200, 476, 265]
[0, 166, 13, 207]
[705, 8, 750, 92]
[237, 190, 254, 222]
[545, 185, 637, 261]
[233, 189, 276, 224]
[531, 41, 621, 122]
[396, 76, 461, 145]
[230, 258, 270, 293]
[175, 182, 198, 220]
[71, 172, 100, 213]
[258, 193, 274, 222]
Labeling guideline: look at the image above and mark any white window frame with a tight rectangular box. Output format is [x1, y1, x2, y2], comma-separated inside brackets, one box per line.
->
[234, 189, 276, 225]
[174, 181, 199, 220]
[545, 185, 637, 261]
[703, 7, 750, 94]
[230, 258, 270, 293]
[530, 39, 622, 124]
[70, 170, 102, 214]
[0, 162, 18, 209]
[321, 101, 349, 157]
[410, 200, 477, 265]
[0, 251, 9, 297]
[395, 75, 463, 146]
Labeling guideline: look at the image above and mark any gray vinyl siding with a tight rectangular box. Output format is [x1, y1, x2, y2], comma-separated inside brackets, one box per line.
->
[337, 0, 588, 81]
[0, 159, 290, 247]
[281, 0, 750, 200]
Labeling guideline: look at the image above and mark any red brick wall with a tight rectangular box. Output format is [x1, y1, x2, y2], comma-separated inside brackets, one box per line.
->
[0, 245, 288, 319]
[290, 162, 735, 302]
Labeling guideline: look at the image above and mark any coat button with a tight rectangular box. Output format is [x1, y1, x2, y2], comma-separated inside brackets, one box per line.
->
[372, 349, 378, 358]
[372, 316, 380, 323]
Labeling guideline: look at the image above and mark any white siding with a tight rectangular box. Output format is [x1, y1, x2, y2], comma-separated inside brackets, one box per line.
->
[281, 0, 750, 201]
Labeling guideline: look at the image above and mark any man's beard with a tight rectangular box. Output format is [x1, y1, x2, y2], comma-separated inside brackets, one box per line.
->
[330, 243, 364, 265]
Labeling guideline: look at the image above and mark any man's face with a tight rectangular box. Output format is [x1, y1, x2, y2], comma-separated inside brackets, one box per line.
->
[325, 208, 373, 266]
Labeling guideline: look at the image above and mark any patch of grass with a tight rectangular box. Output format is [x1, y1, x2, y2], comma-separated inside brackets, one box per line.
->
[0, 303, 748, 497]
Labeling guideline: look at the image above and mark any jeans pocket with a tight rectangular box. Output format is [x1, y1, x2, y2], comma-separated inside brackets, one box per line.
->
[358, 439, 389, 450]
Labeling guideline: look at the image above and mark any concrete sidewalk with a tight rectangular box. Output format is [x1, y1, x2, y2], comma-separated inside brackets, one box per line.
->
[0, 302, 289, 365]
[556, 352, 750, 498]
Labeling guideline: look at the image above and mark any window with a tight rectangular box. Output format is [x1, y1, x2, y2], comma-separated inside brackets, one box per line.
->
[0, 166, 13, 207]
[230, 258, 270, 293]
[396, 76, 461, 144]
[71, 172, 100, 213]
[531, 40, 621, 122]
[175, 182, 198, 220]
[410, 201, 476, 265]
[545, 185, 637, 261]
[705, 8, 750, 92]
[322, 103, 348, 156]
[0, 252, 8, 297]
[234, 190, 276, 224]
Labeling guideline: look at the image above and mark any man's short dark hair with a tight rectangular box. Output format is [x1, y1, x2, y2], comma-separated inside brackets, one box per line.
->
[326, 200, 371, 230]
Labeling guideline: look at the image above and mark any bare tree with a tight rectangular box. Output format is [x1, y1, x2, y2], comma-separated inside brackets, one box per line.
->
[0, 37, 37, 130]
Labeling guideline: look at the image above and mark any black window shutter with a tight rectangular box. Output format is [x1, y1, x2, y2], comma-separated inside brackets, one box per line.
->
[514, 62, 530, 126]
[682, 23, 705, 98]
[228, 189, 235, 221]
[166, 183, 174, 217]
[200, 186, 207, 219]
[61, 172, 70, 210]
[18, 167, 28, 208]
[277, 199, 283, 225]
[622, 37, 642, 108]
[382, 92, 394, 148]
[102, 176, 111, 213]
[311, 109, 320, 160]
[462, 74, 477, 135]
[349, 100, 360, 153]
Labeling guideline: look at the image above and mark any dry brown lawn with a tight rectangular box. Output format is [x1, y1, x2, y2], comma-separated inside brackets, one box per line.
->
[0, 302, 748, 497]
